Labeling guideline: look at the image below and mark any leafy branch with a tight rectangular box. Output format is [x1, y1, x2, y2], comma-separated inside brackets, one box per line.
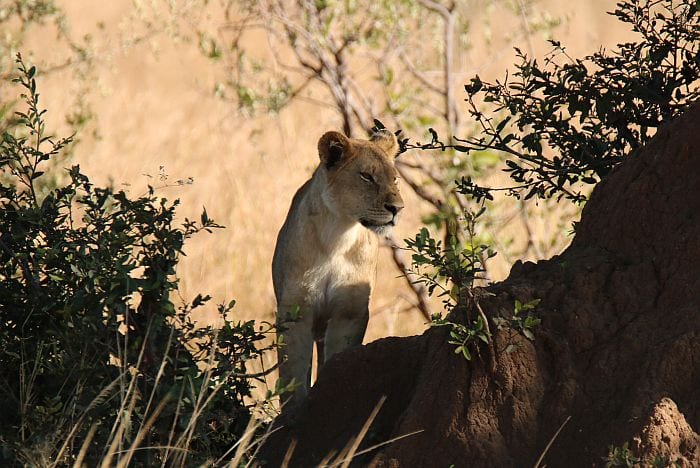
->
[399, 0, 699, 204]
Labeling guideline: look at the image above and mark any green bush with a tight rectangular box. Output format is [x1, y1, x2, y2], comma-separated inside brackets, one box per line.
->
[403, 0, 699, 203]
[0, 55, 274, 466]
[404, 0, 698, 360]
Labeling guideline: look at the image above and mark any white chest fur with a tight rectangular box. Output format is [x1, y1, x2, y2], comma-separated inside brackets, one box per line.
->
[302, 222, 375, 314]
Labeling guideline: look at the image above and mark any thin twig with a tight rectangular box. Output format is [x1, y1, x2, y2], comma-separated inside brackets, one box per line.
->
[533, 415, 572, 468]
[385, 235, 432, 321]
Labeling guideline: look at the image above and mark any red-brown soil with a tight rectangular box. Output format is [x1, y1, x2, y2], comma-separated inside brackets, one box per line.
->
[260, 103, 700, 467]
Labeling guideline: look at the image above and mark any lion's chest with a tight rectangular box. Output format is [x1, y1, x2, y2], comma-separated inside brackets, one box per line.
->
[302, 227, 377, 314]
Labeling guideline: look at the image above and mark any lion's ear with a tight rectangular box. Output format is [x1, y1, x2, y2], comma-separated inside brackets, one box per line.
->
[370, 129, 399, 158]
[318, 131, 350, 169]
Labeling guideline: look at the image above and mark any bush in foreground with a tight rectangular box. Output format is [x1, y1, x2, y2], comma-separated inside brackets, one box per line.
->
[0, 55, 274, 466]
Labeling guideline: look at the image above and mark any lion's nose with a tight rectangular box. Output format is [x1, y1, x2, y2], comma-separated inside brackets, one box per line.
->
[384, 202, 404, 216]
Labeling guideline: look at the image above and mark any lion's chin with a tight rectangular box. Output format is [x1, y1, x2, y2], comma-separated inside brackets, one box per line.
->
[359, 218, 395, 236]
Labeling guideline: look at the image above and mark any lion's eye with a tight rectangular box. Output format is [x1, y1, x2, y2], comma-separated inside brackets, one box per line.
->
[360, 172, 374, 183]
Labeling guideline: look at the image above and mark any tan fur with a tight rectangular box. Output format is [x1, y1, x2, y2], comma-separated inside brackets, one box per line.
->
[272, 129, 404, 408]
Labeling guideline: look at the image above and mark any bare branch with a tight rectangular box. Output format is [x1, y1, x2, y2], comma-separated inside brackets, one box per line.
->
[398, 50, 443, 95]
[384, 236, 432, 321]
[395, 164, 444, 209]
[417, 0, 458, 132]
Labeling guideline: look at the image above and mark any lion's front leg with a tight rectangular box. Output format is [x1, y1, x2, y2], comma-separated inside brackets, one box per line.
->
[322, 283, 370, 366]
[276, 304, 314, 410]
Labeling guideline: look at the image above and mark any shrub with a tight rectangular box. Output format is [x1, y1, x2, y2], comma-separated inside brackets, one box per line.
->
[404, 0, 698, 359]
[0, 55, 274, 466]
[404, 0, 699, 203]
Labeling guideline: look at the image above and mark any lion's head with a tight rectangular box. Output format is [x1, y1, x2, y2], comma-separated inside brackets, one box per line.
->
[317, 129, 404, 235]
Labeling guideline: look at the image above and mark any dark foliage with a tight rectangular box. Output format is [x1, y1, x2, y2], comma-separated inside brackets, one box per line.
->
[0, 55, 273, 465]
[401, 0, 699, 203]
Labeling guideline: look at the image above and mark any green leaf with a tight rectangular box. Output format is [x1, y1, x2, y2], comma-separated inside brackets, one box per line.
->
[522, 298, 541, 310]
[462, 347, 472, 360]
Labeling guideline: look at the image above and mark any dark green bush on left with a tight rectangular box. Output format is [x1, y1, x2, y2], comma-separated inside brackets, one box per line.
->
[0, 54, 274, 466]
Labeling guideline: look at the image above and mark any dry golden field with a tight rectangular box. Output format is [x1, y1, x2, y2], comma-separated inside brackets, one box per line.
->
[6, 0, 634, 351]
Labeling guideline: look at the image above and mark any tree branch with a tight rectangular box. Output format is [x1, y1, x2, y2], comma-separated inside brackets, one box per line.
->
[384, 235, 432, 321]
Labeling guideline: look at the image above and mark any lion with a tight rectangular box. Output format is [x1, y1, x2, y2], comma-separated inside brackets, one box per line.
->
[272, 129, 404, 409]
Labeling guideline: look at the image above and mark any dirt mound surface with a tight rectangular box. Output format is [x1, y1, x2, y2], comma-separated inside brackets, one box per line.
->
[632, 398, 699, 465]
[260, 103, 700, 467]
